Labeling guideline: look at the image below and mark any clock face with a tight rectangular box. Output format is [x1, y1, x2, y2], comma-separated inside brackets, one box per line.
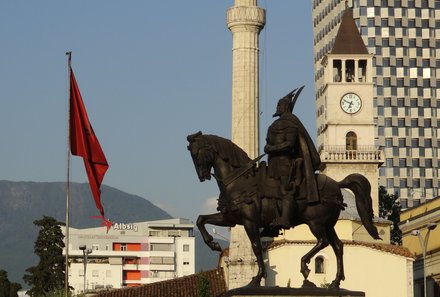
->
[340, 93, 362, 114]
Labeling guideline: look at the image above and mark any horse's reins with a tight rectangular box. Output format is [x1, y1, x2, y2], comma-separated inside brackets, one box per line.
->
[211, 153, 266, 186]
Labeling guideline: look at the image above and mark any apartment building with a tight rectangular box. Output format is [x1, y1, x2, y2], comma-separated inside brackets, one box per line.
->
[63, 218, 195, 294]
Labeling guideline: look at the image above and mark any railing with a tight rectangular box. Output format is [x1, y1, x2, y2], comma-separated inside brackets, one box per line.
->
[321, 146, 384, 162]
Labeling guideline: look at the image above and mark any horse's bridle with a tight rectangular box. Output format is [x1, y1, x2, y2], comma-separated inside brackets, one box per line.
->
[211, 153, 266, 187]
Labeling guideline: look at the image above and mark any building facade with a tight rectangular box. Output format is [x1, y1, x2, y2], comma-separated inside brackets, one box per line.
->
[64, 218, 195, 294]
[312, 0, 440, 208]
[400, 197, 440, 297]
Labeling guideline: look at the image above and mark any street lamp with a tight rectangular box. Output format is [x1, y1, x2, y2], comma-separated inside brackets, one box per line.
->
[411, 222, 437, 297]
[79, 245, 92, 293]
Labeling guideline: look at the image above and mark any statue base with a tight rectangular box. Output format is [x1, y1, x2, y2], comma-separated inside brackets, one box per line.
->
[219, 286, 365, 297]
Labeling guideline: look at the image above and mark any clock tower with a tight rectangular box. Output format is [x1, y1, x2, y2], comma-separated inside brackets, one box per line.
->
[316, 7, 383, 215]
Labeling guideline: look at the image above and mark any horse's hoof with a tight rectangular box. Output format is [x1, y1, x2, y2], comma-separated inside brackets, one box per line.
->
[300, 267, 311, 279]
[329, 281, 340, 289]
[210, 242, 222, 252]
[302, 279, 317, 288]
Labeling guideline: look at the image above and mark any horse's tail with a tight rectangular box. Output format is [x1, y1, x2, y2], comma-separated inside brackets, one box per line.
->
[338, 173, 381, 240]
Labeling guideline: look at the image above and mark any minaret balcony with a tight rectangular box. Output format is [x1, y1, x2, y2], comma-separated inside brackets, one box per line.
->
[320, 145, 384, 164]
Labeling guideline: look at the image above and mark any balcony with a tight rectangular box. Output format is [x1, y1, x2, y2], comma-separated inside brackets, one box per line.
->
[320, 146, 384, 164]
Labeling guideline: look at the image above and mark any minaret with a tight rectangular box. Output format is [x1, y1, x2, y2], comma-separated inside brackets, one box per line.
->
[226, 0, 265, 289]
[227, 0, 265, 158]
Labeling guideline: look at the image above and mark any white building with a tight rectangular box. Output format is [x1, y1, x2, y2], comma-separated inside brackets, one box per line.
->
[63, 218, 195, 294]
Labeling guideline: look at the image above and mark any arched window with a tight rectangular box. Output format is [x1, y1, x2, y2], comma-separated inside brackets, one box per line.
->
[346, 131, 358, 151]
[315, 256, 325, 274]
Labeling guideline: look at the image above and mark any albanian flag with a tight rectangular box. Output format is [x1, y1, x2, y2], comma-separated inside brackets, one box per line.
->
[69, 67, 109, 218]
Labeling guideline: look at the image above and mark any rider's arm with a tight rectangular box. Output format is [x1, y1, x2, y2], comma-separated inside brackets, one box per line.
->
[264, 127, 298, 153]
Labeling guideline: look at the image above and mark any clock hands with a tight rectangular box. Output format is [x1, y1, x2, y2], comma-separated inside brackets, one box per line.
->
[343, 99, 353, 107]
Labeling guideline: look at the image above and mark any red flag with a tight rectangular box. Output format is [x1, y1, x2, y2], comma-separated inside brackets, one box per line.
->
[69, 68, 109, 217]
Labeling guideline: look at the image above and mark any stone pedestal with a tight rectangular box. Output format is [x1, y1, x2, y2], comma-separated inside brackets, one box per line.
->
[219, 286, 365, 297]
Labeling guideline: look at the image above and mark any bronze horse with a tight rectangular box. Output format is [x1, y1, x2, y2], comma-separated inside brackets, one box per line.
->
[187, 131, 380, 288]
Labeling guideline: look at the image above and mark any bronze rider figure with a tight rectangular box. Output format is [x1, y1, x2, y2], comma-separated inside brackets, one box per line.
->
[264, 87, 321, 230]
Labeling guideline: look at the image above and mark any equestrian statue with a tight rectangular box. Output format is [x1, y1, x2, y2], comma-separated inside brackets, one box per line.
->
[187, 86, 381, 289]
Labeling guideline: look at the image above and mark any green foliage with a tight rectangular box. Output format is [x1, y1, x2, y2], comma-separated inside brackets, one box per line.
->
[197, 274, 211, 297]
[23, 216, 66, 297]
[379, 186, 402, 245]
[43, 288, 71, 297]
[0, 269, 22, 297]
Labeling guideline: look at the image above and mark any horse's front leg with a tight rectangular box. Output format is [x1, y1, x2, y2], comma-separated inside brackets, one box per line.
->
[196, 213, 231, 252]
[243, 221, 266, 287]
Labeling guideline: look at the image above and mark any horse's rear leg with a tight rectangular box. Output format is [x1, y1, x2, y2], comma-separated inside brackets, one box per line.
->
[300, 224, 329, 288]
[196, 213, 231, 252]
[327, 227, 345, 288]
[243, 221, 266, 287]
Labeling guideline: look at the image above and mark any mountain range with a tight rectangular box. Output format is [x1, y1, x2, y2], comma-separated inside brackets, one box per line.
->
[0, 180, 224, 286]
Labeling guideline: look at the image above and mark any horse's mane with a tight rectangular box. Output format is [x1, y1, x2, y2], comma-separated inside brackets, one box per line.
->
[203, 134, 251, 168]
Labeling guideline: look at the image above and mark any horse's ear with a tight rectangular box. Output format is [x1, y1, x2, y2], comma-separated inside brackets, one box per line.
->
[187, 131, 202, 142]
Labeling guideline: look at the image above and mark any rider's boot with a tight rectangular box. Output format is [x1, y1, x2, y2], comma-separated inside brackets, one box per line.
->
[270, 195, 292, 230]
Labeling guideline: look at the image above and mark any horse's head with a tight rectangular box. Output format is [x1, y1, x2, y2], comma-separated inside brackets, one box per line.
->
[187, 131, 214, 182]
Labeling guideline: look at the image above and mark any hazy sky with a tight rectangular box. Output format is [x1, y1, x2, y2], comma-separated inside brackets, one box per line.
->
[0, 1, 315, 226]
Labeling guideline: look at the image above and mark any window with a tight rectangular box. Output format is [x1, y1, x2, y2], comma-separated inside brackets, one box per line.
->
[150, 243, 171, 251]
[400, 179, 407, 187]
[426, 159, 433, 167]
[399, 159, 406, 167]
[413, 179, 420, 188]
[92, 270, 99, 277]
[121, 244, 127, 251]
[400, 199, 408, 209]
[426, 179, 433, 188]
[346, 132, 357, 150]
[149, 230, 160, 236]
[183, 244, 190, 252]
[315, 256, 325, 274]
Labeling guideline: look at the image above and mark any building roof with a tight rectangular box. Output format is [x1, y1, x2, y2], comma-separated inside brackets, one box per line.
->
[330, 7, 369, 55]
[268, 239, 414, 259]
[400, 195, 440, 221]
[94, 268, 227, 297]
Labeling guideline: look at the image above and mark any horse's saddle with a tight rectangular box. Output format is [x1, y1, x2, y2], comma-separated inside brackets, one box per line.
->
[257, 161, 307, 200]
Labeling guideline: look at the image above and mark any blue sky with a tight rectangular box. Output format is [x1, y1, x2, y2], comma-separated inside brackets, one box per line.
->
[0, 1, 315, 225]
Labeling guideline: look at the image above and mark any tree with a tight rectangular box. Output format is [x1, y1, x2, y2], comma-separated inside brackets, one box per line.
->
[379, 186, 402, 245]
[197, 273, 211, 297]
[23, 216, 66, 296]
[0, 269, 22, 297]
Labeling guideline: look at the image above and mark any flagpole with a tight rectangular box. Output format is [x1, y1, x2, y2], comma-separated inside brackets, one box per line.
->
[65, 51, 72, 297]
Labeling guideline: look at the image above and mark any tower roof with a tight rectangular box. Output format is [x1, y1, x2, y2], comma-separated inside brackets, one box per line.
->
[331, 7, 368, 55]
